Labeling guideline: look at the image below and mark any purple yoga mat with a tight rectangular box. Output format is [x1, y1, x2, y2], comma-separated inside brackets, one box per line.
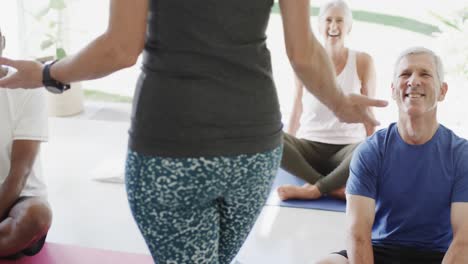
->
[0, 243, 153, 264]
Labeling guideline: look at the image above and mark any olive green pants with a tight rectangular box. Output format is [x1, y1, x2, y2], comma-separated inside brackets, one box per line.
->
[281, 133, 360, 194]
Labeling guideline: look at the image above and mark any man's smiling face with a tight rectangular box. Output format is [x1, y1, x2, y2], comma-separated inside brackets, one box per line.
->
[392, 53, 447, 117]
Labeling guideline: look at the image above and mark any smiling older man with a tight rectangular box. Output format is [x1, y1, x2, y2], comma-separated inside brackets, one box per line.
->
[317, 47, 468, 264]
[0, 29, 52, 259]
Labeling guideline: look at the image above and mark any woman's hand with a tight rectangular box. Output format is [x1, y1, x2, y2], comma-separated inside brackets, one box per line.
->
[333, 93, 388, 127]
[0, 57, 44, 89]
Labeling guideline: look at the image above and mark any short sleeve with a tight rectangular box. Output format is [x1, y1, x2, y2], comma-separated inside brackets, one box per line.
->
[452, 141, 468, 202]
[11, 89, 48, 142]
[346, 137, 380, 200]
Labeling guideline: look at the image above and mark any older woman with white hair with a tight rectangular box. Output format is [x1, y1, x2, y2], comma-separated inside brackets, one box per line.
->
[278, 0, 377, 201]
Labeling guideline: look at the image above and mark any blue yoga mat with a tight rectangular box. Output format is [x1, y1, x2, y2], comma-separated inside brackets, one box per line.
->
[266, 169, 346, 212]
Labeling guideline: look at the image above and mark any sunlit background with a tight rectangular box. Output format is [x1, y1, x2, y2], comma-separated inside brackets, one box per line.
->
[2, 0, 467, 134]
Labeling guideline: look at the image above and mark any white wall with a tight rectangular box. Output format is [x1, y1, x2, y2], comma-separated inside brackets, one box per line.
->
[0, 2, 19, 57]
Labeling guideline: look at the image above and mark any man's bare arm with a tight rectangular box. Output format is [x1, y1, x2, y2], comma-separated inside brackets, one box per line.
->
[442, 202, 468, 263]
[0, 140, 40, 218]
[346, 194, 376, 264]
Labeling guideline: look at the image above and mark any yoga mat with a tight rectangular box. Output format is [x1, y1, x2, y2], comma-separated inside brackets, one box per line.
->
[0, 243, 153, 264]
[266, 169, 346, 212]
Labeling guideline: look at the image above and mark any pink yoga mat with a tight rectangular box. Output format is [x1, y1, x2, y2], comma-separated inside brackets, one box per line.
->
[0, 243, 153, 264]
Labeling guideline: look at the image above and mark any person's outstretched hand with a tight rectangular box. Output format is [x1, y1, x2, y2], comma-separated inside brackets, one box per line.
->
[0, 57, 43, 89]
[334, 93, 388, 128]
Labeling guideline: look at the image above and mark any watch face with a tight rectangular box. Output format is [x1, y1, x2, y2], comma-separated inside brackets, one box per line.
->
[45, 86, 64, 94]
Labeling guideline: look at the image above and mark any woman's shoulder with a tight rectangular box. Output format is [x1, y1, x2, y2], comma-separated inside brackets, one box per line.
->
[355, 51, 374, 68]
[354, 50, 375, 80]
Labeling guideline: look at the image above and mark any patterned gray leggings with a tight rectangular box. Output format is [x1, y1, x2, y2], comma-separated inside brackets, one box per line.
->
[125, 146, 282, 264]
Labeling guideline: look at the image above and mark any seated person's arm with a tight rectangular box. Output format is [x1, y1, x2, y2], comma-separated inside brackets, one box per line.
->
[346, 194, 375, 264]
[442, 202, 468, 263]
[0, 140, 40, 218]
[357, 53, 377, 136]
[286, 75, 304, 135]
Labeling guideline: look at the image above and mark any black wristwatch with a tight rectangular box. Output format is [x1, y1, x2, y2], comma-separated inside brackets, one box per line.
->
[42, 60, 71, 94]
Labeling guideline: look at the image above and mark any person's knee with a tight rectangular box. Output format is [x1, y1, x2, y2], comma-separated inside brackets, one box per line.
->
[16, 199, 52, 235]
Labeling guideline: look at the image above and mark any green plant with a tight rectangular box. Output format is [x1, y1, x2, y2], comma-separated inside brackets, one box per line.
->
[431, 7, 468, 32]
[432, 7, 468, 80]
[31, 0, 69, 59]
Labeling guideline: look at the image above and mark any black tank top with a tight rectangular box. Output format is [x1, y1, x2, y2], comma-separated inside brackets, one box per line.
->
[129, 0, 283, 157]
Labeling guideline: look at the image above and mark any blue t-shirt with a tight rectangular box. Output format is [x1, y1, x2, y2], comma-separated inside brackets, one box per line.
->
[347, 123, 468, 252]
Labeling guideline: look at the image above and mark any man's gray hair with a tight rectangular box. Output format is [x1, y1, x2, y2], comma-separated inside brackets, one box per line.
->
[318, 0, 353, 26]
[394, 47, 445, 85]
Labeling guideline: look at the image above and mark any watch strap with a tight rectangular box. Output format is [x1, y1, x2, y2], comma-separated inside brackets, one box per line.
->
[42, 60, 71, 94]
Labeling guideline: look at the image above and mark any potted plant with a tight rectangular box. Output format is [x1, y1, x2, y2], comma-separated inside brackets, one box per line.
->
[19, 0, 84, 117]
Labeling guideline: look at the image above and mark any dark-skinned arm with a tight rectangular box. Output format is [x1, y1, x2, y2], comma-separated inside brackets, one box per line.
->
[0, 140, 40, 218]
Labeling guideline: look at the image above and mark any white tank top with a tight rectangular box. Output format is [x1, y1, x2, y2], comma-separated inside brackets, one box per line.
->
[297, 49, 366, 144]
